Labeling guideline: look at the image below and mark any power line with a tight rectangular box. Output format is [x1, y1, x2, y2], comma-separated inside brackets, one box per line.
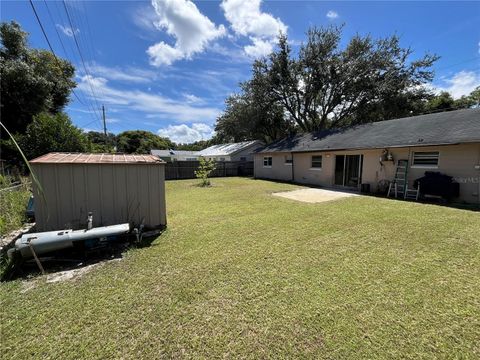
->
[62, 0, 104, 125]
[68, 0, 108, 101]
[28, 0, 88, 108]
[435, 57, 479, 72]
[41, 0, 101, 128]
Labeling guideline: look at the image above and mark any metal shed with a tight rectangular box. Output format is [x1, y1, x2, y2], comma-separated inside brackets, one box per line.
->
[30, 153, 167, 232]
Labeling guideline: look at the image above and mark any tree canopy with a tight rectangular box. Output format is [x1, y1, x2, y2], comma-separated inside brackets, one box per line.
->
[19, 112, 91, 161]
[215, 60, 294, 143]
[215, 26, 446, 141]
[116, 130, 174, 154]
[0, 21, 76, 135]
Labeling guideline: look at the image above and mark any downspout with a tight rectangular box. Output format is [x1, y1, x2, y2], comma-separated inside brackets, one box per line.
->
[291, 152, 295, 183]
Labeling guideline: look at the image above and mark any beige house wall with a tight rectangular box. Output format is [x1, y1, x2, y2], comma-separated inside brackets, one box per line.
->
[31, 162, 167, 231]
[255, 143, 480, 204]
[254, 153, 293, 181]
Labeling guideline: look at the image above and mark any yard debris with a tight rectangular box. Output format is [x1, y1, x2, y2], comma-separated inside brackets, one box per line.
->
[0, 223, 35, 252]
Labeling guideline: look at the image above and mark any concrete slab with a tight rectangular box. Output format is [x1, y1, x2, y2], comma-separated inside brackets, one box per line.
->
[273, 188, 360, 203]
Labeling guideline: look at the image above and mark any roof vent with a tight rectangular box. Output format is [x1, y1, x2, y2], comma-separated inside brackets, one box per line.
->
[418, 138, 424, 142]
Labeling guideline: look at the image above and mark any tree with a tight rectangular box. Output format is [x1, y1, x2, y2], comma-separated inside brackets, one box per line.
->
[18, 112, 90, 161]
[195, 157, 216, 187]
[175, 138, 220, 151]
[425, 91, 455, 112]
[116, 130, 174, 154]
[0, 21, 76, 135]
[86, 131, 117, 153]
[454, 86, 480, 109]
[265, 27, 438, 131]
[215, 60, 294, 143]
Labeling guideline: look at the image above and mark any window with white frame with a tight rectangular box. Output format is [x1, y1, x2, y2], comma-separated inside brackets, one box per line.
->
[412, 151, 439, 167]
[311, 155, 322, 168]
[263, 156, 272, 167]
[285, 154, 293, 165]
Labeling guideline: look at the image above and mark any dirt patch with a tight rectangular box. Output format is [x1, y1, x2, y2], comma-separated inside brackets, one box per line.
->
[273, 188, 360, 203]
[20, 258, 122, 291]
[45, 258, 122, 283]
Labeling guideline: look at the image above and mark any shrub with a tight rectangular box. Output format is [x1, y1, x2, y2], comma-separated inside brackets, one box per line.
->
[194, 157, 216, 187]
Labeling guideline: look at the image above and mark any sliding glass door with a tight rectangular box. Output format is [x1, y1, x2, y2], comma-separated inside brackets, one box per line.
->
[334, 155, 363, 188]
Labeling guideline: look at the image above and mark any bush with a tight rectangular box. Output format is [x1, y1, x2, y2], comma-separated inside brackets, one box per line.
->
[0, 175, 30, 236]
[194, 157, 216, 187]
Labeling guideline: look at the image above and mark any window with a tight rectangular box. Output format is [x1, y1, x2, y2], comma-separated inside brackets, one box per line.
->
[263, 156, 272, 167]
[311, 155, 322, 169]
[186, 157, 197, 161]
[240, 157, 247, 161]
[285, 155, 293, 165]
[412, 151, 439, 167]
[219, 157, 225, 161]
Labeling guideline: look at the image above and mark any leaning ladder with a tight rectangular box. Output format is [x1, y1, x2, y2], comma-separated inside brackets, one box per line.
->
[387, 159, 409, 198]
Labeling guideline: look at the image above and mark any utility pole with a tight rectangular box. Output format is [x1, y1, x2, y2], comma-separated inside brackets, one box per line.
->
[102, 105, 107, 136]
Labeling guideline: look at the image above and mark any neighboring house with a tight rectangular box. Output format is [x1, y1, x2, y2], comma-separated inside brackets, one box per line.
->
[197, 140, 264, 161]
[151, 149, 199, 162]
[255, 108, 480, 204]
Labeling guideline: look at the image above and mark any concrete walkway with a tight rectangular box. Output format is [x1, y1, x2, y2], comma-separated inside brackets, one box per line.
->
[273, 188, 361, 203]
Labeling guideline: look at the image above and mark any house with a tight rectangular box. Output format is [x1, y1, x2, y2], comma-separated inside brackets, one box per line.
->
[151, 149, 199, 162]
[197, 140, 264, 161]
[30, 153, 167, 231]
[254, 108, 480, 204]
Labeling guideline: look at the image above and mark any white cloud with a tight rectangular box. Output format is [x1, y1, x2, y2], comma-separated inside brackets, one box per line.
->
[88, 63, 157, 83]
[158, 123, 214, 143]
[56, 24, 79, 37]
[221, 0, 287, 58]
[244, 38, 273, 58]
[326, 10, 339, 19]
[146, 0, 226, 66]
[183, 93, 204, 104]
[132, 5, 159, 33]
[77, 75, 221, 122]
[436, 70, 480, 98]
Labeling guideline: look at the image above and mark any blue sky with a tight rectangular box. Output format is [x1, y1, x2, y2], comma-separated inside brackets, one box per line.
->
[2, 0, 479, 143]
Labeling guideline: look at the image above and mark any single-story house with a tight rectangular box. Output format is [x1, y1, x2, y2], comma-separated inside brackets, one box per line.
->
[254, 108, 480, 204]
[197, 140, 264, 161]
[151, 149, 199, 162]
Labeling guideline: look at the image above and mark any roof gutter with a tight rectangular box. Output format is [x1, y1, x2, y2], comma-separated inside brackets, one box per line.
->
[263, 141, 469, 155]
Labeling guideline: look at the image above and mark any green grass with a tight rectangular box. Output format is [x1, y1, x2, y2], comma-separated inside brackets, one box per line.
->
[1, 178, 479, 359]
[0, 185, 30, 237]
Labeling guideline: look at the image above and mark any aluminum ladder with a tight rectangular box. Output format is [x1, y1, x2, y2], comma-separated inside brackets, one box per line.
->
[404, 184, 420, 201]
[387, 159, 408, 198]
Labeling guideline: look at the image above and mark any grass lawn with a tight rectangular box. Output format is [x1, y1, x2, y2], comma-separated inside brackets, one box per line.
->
[1, 178, 479, 359]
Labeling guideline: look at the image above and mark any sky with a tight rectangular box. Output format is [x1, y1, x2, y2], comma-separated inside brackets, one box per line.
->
[2, 0, 480, 143]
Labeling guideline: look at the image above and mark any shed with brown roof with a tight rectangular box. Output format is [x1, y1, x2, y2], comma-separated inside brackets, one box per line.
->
[30, 152, 167, 231]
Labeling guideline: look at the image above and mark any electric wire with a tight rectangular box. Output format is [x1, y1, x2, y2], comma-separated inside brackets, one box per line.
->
[28, 0, 89, 109]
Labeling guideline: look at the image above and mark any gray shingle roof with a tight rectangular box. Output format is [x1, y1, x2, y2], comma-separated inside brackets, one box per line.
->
[198, 140, 262, 156]
[259, 108, 480, 153]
